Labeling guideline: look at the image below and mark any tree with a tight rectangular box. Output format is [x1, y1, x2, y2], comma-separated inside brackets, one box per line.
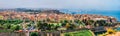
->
[106, 28, 116, 34]
[95, 20, 106, 26]
[0, 15, 3, 19]
[61, 23, 66, 27]
[87, 20, 94, 25]
[63, 20, 69, 23]
[0, 20, 5, 24]
[74, 20, 80, 23]
[6, 24, 11, 29]
[11, 25, 22, 31]
[65, 23, 70, 29]
[37, 22, 48, 31]
[65, 23, 76, 30]
[46, 18, 50, 22]
[30, 32, 38, 36]
[69, 24, 76, 30]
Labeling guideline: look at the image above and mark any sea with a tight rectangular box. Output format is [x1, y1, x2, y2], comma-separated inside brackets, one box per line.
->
[60, 10, 120, 21]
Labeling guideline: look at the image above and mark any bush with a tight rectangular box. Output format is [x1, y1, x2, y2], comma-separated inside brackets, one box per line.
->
[30, 32, 38, 36]
[10, 25, 22, 31]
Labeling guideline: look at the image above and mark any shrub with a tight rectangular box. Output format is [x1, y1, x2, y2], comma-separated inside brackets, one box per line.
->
[30, 32, 38, 36]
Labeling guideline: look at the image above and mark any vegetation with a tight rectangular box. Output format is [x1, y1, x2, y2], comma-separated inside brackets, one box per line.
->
[0, 18, 119, 36]
[64, 30, 93, 36]
[0, 29, 13, 32]
[0, 9, 119, 36]
[98, 28, 116, 36]
[30, 32, 38, 36]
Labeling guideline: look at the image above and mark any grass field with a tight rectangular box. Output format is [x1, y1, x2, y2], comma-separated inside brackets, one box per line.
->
[0, 29, 13, 32]
[64, 30, 93, 36]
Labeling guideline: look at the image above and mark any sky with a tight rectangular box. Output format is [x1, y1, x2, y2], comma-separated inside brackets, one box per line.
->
[0, 0, 120, 10]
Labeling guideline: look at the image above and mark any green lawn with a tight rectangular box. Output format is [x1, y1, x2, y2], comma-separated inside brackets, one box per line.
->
[64, 30, 93, 36]
[0, 29, 13, 32]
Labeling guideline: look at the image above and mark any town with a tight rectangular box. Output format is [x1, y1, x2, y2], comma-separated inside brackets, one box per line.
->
[0, 9, 120, 36]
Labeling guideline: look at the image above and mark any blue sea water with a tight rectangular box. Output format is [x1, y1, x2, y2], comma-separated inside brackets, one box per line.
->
[78, 11, 120, 21]
[60, 10, 120, 21]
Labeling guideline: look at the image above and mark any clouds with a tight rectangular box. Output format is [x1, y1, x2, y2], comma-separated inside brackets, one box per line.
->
[0, 0, 120, 10]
